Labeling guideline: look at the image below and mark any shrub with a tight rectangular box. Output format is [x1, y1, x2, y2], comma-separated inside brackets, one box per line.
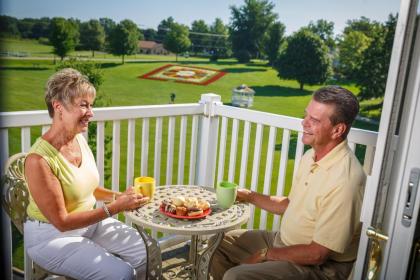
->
[235, 49, 251, 63]
[37, 37, 50, 45]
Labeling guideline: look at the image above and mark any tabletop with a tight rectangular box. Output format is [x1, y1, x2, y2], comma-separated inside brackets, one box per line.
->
[126, 185, 250, 236]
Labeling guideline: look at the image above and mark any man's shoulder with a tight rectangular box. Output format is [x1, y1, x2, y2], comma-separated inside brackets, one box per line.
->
[331, 151, 366, 194]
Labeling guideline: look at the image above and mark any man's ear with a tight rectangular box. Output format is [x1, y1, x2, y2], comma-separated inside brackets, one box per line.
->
[332, 123, 347, 140]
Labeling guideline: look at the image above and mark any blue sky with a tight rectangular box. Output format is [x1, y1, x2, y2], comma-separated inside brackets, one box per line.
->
[1, 0, 400, 35]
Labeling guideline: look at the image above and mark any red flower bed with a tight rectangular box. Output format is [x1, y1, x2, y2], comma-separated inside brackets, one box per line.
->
[139, 64, 227, 85]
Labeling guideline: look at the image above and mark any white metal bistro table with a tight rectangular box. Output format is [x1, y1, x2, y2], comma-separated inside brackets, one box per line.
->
[125, 185, 250, 280]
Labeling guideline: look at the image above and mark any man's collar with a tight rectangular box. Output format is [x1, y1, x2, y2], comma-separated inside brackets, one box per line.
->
[311, 140, 350, 170]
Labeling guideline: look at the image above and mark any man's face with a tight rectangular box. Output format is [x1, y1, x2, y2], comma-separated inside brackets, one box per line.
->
[301, 99, 338, 149]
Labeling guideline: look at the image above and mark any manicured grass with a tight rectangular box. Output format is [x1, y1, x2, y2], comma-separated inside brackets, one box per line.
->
[0, 37, 205, 61]
[0, 38, 53, 55]
[1, 38, 380, 270]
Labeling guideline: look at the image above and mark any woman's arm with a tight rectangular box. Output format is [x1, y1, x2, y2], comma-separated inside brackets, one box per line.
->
[25, 154, 147, 232]
[94, 187, 122, 203]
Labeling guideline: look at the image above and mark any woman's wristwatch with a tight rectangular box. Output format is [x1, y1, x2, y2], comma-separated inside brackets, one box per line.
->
[259, 248, 268, 261]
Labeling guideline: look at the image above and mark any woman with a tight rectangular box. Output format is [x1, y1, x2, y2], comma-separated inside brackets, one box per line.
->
[24, 68, 149, 280]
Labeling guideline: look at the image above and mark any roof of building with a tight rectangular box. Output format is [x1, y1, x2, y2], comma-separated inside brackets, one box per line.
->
[139, 40, 163, 49]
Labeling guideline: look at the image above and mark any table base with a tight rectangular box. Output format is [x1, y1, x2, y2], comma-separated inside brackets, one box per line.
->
[135, 224, 224, 280]
[134, 224, 162, 280]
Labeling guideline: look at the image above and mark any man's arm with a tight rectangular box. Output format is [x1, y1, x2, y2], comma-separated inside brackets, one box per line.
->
[237, 189, 289, 215]
[242, 241, 331, 266]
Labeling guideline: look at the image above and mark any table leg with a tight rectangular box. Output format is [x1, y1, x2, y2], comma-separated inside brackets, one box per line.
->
[189, 235, 199, 267]
[134, 224, 162, 280]
[195, 232, 224, 280]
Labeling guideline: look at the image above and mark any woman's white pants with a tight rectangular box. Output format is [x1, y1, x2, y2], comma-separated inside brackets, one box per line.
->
[24, 217, 147, 280]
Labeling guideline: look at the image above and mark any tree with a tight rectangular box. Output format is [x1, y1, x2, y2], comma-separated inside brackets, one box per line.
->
[356, 14, 397, 100]
[143, 28, 157, 41]
[157, 17, 175, 43]
[31, 17, 51, 39]
[307, 19, 335, 49]
[108, 19, 141, 64]
[343, 16, 382, 38]
[68, 18, 81, 46]
[275, 29, 331, 90]
[0, 16, 20, 37]
[49, 17, 79, 60]
[80, 19, 106, 57]
[229, 0, 277, 62]
[337, 31, 372, 79]
[190, 20, 210, 55]
[17, 18, 36, 38]
[163, 22, 191, 61]
[56, 58, 104, 90]
[99, 17, 116, 41]
[263, 21, 285, 66]
[209, 18, 230, 60]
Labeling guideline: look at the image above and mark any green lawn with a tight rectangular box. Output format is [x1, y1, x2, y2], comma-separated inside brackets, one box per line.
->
[0, 37, 204, 61]
[0, 38, 379, 270]
[0, 38, 53, 55]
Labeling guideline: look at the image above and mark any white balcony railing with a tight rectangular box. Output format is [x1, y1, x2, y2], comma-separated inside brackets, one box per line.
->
[0, 93, 378, 277]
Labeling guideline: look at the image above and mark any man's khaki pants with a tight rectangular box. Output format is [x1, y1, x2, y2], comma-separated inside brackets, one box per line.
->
[210, 229, 353, 280]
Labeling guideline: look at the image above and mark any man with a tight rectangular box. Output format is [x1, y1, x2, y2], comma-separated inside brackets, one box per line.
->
[211, 86, 366, 280]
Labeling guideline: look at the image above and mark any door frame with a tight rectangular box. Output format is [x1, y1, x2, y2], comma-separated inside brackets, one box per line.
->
[353, 0, 419, 278]
[381, 8, 420, 278]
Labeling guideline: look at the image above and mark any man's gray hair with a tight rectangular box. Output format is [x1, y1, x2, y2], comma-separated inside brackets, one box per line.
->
[313, 85, 359, 138]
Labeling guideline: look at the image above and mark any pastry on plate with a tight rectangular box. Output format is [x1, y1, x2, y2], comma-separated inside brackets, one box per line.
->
[184, 197, 198, 208]
[175, 206, 188, 216]
[161, 198, 172, 207]
[187, 207, 204, 216]
[172, 196, 186, 207]
[197, 199, 210, 211]
[164, 203, 177, 214]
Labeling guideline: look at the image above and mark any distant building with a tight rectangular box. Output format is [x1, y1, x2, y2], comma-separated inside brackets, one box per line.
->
[138, 40, 170, 55]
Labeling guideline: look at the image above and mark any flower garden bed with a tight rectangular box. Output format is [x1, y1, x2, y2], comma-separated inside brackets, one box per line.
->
[139, 64, 227, 85]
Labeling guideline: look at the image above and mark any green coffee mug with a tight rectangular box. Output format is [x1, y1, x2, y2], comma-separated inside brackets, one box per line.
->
[216, 181, 238, 209]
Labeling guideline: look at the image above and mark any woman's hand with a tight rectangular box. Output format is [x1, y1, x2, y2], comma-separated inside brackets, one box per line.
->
[109, 187, 149, 213]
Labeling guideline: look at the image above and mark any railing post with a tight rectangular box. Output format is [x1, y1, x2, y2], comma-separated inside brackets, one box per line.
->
[196, 94, 222, 188]
[0, 129, 12, 280]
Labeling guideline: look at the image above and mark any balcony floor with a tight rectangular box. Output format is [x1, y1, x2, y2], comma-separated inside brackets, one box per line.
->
[12, 242, 211, 280]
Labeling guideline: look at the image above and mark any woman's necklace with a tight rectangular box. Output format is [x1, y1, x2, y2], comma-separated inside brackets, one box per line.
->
[59, 138, 82, 167]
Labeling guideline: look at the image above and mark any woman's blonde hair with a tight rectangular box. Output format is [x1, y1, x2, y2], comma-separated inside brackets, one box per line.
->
[45, 68, 96, 117]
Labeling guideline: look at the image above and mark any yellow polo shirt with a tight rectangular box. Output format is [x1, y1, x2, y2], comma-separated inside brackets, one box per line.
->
[277, 140, 366, 262]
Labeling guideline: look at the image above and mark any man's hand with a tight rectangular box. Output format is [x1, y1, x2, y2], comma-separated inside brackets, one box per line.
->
[241, 249, 266, 264]
[236, 188, 253, 203]
[236, 189, 289, 215]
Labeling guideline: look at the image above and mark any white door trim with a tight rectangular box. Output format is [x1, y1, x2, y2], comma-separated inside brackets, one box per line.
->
[353, 0, 415, 278]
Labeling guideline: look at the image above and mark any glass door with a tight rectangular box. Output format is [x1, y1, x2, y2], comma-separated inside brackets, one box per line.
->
[353, 0, 420, 279]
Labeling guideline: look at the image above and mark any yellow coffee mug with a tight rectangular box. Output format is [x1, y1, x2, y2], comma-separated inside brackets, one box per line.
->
[134, 176, 155, 200]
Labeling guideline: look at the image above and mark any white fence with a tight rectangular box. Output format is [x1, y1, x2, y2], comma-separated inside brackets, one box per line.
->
[0, 93, 378, 277]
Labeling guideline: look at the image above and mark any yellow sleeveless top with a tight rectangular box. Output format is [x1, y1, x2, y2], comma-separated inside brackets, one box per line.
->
[26, 134, 99, 222]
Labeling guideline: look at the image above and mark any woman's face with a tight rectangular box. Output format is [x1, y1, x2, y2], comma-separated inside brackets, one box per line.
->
[60, 95, 95, 134]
